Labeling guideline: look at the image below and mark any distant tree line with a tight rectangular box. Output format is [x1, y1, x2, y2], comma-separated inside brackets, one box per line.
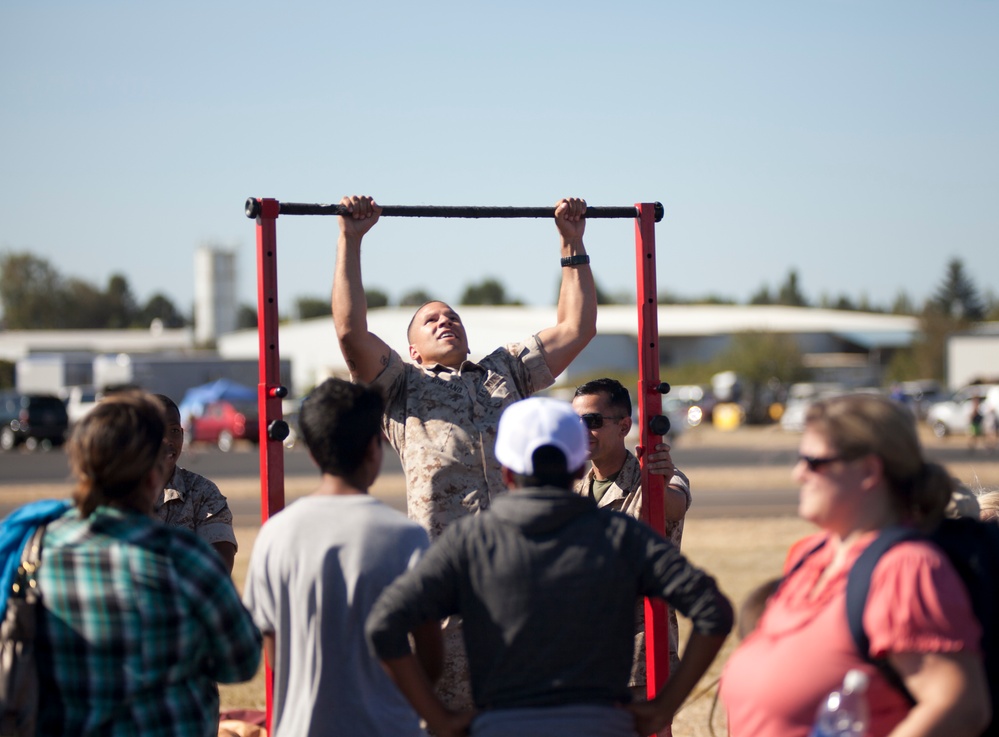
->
[0, 252, 188, 330]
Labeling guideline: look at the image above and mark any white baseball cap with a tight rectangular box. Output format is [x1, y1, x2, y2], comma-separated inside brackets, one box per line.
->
[494, 397, 588, 475]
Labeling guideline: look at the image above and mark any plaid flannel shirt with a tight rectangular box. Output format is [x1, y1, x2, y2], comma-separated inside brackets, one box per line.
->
[36, 506, 261, 737]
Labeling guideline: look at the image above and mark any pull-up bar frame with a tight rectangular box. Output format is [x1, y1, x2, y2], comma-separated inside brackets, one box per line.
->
[246, 197, 672, 735]
[245, 198, 664, 222]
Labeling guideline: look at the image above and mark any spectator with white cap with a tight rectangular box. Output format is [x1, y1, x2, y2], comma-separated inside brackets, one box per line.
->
[366, 396, 733, 737]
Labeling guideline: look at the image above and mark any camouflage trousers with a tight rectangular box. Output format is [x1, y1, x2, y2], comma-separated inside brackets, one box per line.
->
[435, 617, 474, 712]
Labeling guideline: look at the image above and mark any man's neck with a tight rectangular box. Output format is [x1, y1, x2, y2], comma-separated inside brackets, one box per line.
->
[590, 445, 629, 481]
[311, 473, 369, 497]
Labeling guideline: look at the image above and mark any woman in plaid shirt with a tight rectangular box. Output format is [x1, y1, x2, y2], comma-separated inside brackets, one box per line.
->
[34, 392, 261, 737]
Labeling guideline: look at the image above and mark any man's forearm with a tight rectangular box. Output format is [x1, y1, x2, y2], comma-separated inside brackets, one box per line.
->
[332, 233, 368, 338]
[381, 654, 459, 735]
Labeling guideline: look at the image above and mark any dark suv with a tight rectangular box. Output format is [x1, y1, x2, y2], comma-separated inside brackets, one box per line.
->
[0, 391, 69, 451]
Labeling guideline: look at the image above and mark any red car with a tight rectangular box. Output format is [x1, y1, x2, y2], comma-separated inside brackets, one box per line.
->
[188, 400, 259, 451]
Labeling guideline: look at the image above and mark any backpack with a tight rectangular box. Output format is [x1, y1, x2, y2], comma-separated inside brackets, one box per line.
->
[845, 518, 999, 737]
[0, 523, 46, 737]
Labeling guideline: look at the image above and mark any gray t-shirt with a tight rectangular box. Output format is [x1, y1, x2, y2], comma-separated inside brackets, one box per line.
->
[243, 495, 429, 737]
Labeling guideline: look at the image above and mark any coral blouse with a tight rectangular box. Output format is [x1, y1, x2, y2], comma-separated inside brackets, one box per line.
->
[720, 531, 981, 737]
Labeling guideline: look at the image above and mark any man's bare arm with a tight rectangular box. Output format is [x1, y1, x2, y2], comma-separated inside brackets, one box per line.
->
[536, 197, 598, 378]
[331, 195, 393, 383]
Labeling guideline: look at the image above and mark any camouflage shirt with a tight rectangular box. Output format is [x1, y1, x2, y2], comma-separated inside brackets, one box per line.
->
[372, 335, 554, 539]
[155, 467, 238, 550]
[575, 450, 691, 687]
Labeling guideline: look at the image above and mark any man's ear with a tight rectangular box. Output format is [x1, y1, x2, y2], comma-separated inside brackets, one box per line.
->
[620, 415, 632, 438]
[408, 345, 423, 363]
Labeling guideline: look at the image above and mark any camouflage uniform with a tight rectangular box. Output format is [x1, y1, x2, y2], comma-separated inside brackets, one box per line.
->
[155, 467, 238, 550]
[372, 335, 555, 540]
[575, 451, 691, 687]
[371, 335, 554, 710]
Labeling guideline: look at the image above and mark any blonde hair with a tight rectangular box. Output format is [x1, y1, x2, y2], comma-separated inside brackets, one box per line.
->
[805, 394, 954, 529]
[979, 490, 999, 524]
[68, 392, 166, 517]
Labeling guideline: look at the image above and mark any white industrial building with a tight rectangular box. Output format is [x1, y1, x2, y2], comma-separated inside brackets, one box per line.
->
[0, 305, 924, 400]
[218, 304, 919, 396]
[946, 324, 999, 389]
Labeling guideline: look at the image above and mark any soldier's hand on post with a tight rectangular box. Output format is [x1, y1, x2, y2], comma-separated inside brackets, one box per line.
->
[645, 442, 677, 478]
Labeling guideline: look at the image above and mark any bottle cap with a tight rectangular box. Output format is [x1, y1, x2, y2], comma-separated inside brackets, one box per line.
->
[844, 669, 870, 693]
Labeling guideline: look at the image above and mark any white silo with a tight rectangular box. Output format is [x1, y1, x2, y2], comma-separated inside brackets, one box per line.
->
[194, 245, 238, 344]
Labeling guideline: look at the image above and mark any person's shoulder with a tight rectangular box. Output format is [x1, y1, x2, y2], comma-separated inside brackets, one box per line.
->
[877, 535, 952, 571]
[102, 510, 219, 564]
[176, 466, 222, 494]
[785, 531, 831, 569]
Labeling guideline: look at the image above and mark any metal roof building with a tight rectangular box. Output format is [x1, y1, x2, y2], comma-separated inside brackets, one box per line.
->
[217, 304, 919, 395]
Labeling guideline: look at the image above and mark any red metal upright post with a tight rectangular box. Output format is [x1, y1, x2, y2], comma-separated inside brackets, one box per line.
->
[252, 197, 286, 734]
[253, 198, 287, 522]
[634, 202, 671, 733]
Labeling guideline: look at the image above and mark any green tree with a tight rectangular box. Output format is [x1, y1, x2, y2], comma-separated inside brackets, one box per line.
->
[459, 278, 521, 305]
[63, 278, 108, 329]
[891, 290, 915, 316]
[907, 305, 957, 382]
[236, 304, 258, 329]
[776, 269, 808, 307]
[832, 295, 856, 311]
[400, 289, 434, 307]
[295, 296, 330, 321]
[718, 331, 809, 423]
[593, 278, 617, 306]
[138, 293, 187, 328]
[365, 289, 390, 309]
[932, 258, 985, 321]
[748, 285, 773, 305]
[985, 290, 999, 321]
[0, 252, 66, 328]
[102, 274, 139, 328]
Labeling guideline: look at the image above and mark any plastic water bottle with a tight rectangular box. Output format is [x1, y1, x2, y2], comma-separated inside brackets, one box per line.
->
[808, 669, 870, 737]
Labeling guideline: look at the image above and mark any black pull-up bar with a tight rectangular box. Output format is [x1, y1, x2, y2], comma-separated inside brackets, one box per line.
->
[244, 198, 664, 222]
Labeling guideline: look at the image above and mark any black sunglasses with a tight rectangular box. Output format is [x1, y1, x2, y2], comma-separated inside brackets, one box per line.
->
[797, 454, 844, 472]
[579, 413, 627, 430]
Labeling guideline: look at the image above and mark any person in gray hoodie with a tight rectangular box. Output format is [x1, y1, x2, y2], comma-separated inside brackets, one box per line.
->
[366, 397, 734, 737]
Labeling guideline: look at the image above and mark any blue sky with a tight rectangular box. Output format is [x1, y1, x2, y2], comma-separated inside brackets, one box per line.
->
[2, 1, 997, 318]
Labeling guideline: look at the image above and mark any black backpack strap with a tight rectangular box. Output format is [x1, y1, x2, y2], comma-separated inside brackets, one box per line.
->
[845, 526, 922, 704]
[780, 538, 828, 585]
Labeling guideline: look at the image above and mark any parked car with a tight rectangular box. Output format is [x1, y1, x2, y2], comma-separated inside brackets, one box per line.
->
[0, 391, 69, 451]
[188, 399, 260, 452]
[779, 383, 848, 432]
[891, 380, 948, 421]
[926, 384, 999, 438]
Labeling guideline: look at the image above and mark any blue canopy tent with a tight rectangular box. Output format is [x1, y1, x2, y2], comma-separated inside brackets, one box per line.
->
[177, 379, 256, 424]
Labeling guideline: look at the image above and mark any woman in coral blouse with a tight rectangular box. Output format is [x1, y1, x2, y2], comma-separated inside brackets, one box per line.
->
[721, 394, 990, 737]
